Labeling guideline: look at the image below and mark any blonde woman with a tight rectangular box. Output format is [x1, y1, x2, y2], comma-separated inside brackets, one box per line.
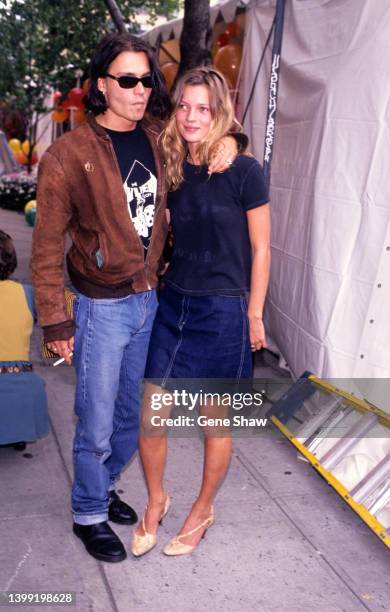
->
[131, 67, 270, 557]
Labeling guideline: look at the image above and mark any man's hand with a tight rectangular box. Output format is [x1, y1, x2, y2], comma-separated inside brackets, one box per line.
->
[208, 135, 238, 174]
[47, 337, 74, 365]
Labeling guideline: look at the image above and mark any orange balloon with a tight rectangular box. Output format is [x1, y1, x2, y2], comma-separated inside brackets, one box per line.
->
[15, 150, 28, 165]
[22, 139, 31, 155]
[161, 62, 179, 91]
[75, 108, 86, 125]
[52, 108, 69, 123]
[159, 38, 180, 65]
[213, 43, 242, 88]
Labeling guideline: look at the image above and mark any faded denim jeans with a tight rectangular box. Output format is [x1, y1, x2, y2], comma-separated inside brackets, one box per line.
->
[71, 289, 158, 525]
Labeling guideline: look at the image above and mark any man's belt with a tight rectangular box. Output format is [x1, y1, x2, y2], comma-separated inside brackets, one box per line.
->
[0, 364, 33, 374]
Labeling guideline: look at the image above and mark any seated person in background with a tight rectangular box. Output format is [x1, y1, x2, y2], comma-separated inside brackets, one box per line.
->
[0, 229, 48, 449]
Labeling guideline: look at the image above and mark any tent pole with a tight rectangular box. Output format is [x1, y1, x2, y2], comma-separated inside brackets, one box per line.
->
[262, 0, 286, 187]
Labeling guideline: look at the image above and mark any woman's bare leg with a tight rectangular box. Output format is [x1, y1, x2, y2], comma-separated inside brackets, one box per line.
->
[172, 405, 232, 547]
[134, 383, 170, 535]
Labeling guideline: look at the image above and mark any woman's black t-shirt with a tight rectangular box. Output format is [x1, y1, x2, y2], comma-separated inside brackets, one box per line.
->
[164, 155, 269, 295]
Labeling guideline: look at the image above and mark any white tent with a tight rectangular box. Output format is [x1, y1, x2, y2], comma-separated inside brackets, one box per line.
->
[142, 0, 249, 45]
[241, 0, 390, 380]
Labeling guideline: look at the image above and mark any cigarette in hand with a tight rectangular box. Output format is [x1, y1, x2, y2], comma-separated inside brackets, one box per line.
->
[53, 352, 74, 367]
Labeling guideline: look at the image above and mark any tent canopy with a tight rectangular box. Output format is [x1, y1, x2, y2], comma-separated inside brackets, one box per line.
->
[142, 0, 249, 45]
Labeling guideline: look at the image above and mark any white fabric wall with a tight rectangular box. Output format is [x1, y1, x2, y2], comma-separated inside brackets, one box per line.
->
[241, 0, 390, 380]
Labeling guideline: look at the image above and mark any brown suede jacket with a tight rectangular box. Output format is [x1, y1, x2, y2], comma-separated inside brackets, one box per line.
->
[31, 114, 168, 343]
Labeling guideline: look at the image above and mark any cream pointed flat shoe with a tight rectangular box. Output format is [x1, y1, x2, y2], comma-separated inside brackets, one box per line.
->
[131, 496, 170, 557]
[162, 506, 214, 557]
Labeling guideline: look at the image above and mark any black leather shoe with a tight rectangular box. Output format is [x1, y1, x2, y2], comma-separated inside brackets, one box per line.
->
[73, 521, 127, 563]
[108, 491, 138, 525]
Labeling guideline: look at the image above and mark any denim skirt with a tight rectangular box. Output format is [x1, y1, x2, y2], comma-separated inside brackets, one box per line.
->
[145, 284, 252, 381]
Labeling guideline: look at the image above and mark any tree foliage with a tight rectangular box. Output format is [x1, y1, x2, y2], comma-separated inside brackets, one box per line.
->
[0, 0, 181, 115]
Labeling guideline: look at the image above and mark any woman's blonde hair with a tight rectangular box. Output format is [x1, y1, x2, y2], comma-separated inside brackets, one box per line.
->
[160, 66, 241, 190]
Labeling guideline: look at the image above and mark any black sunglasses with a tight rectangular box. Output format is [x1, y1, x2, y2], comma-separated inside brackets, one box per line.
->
[105, 73, 153, 89]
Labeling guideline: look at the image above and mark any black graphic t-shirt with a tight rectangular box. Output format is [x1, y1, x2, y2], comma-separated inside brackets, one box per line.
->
[105, 125, 157, 255]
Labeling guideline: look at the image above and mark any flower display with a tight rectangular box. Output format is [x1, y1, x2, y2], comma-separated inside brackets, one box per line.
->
[0, 172, 37, 211]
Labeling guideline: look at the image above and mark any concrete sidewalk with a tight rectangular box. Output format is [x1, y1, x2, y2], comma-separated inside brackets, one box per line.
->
[0, 208, 389, 612]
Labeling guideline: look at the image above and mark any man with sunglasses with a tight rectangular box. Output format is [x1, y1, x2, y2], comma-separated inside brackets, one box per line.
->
[31, 32, 242, 563]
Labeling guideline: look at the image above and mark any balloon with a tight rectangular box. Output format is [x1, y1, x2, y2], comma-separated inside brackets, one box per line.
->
[68, 87, 84, 108]
[159, 38, 180, 65]
[62, 97, 72, 110]
[216, 33, 230, 48]
[224, 21, 241, 39]
[52, 108, 69, 123]
[25, 208, 36, 227]
[74, 108, 86, 125]
[161, 62, 179, 91]
[52, 90, 62, 107]
[8, 138, 21, 154]
[214, 43, 242, 88]
[24, 200, 37, 214]
[15, 150, 28, 165]
[22, 139, 31, 155]
[31, 151, 38, 165]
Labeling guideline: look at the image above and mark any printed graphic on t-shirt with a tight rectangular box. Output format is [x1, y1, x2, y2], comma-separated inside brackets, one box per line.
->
[123, 160, 157, 251]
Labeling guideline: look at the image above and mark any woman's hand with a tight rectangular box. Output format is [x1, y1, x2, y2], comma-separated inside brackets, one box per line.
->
[248, 314, 267, 352]
[208, 136, 238, 174]
[246, 204, 271, 352]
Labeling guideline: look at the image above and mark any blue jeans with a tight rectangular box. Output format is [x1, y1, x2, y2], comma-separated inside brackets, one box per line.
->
[71, 289, 158, 525]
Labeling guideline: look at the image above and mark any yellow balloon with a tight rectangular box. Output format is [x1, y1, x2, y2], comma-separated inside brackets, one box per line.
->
[24, 200, 37, 214]
[22, 139, 31, 155]
[161, 62, 179, 91]
[8, 138, 21, 153]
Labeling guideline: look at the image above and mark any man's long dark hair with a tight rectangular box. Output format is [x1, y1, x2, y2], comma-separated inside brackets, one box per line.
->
[84, 32, 172, 120]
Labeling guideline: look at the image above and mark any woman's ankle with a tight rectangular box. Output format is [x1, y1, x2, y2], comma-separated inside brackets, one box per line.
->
[191, 499, 213, 516]
[148, 492, 168, 507]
